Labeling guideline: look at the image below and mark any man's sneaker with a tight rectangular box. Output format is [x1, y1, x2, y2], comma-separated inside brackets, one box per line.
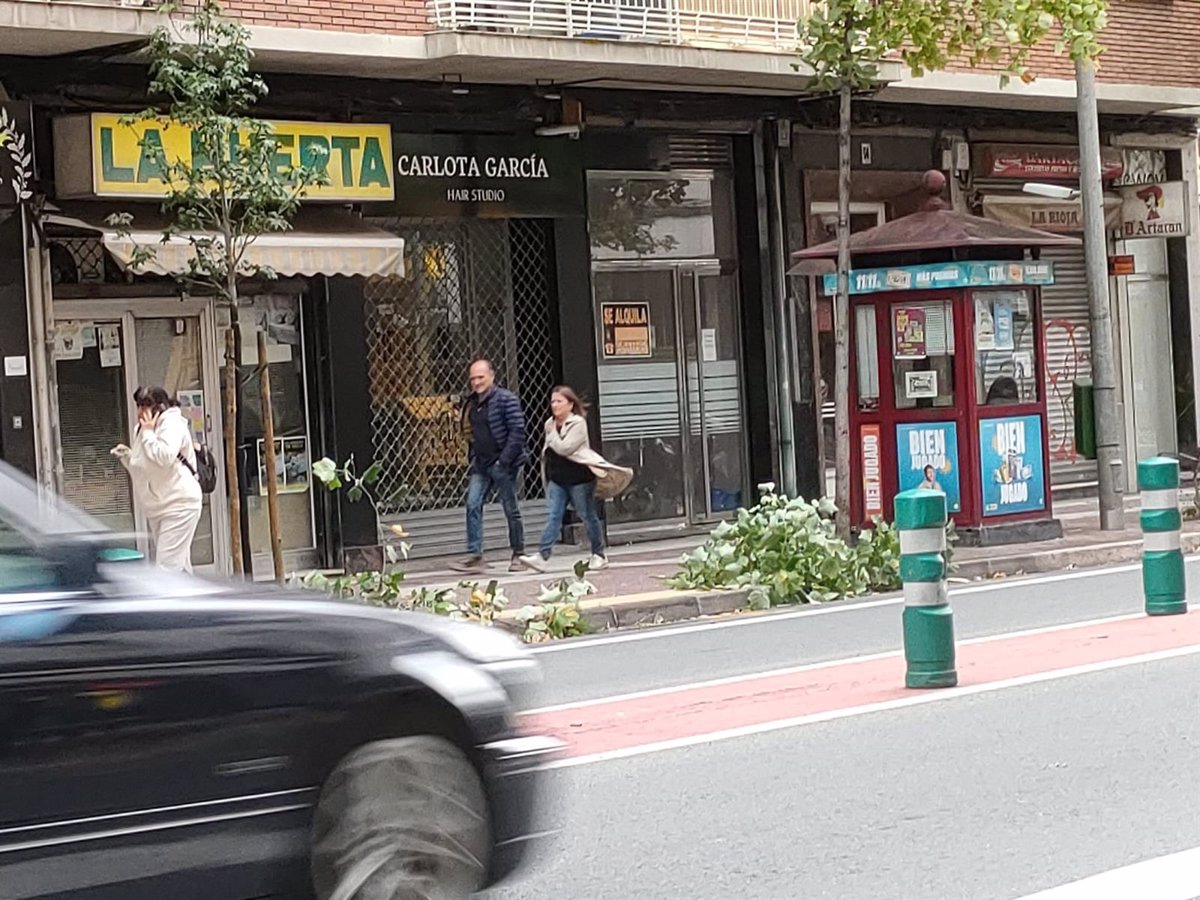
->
[589, 554, 610, 571]
[509, 555, 531, 573]
[518, 554, 549, 573]
[448, 556, 486, 574]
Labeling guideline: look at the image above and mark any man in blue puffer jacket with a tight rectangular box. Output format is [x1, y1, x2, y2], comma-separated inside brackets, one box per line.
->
[451, 357, 529, 573]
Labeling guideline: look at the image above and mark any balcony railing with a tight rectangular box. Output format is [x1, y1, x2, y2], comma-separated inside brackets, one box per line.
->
[427, 0, 810, 52]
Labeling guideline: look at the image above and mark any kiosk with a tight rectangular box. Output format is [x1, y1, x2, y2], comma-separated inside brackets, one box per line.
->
[793, 172, 1081, 546]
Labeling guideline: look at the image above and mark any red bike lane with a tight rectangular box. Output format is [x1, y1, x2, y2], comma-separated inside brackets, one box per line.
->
[525, 612, 1200, 762]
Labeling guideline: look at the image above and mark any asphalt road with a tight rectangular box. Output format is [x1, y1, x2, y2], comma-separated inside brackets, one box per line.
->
[527, 559, 1200, 708]
[487, 559, 1200, 900]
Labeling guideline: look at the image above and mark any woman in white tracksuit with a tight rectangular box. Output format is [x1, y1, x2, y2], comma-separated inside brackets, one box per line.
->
[112, 386, 203, 573]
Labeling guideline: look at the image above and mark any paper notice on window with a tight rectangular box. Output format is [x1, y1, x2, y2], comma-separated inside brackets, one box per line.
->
[98, 324, 122, 368]
[55, 321, 84, 360]
[701, 328, 718, 362]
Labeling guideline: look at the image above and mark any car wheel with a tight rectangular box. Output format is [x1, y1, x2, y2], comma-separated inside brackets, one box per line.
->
[311, 735, 491, 900]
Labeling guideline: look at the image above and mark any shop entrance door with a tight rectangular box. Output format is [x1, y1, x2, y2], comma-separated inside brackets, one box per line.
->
[53, 299, 228, 574]
[593, 262, 748, 525]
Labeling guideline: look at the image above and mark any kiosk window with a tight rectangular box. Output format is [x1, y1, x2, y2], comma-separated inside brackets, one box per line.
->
[854, 305, 880, 411]
[892, 300, 955, 410]
[974, 289, 1037, 406]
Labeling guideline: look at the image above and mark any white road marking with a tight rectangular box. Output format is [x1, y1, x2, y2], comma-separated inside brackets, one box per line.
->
[540, 642, 1200, 769]
[524, 609, 1154, 715]
[1013, 846, 1200, 899]
[533, 557, 1200, 654]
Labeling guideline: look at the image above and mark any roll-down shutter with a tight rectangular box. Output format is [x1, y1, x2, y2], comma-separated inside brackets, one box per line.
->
[1039, 246, 1097, 485]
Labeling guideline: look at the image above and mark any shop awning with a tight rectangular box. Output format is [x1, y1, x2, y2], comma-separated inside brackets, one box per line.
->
[43, 205, 405, 279]
[980, 194, 1122, 233]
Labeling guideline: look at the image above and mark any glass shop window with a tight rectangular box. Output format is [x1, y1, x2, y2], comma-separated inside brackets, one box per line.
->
[893, 300, 956, 410]
[974, 289, 1038, 406]
[855, 304, 880, 412]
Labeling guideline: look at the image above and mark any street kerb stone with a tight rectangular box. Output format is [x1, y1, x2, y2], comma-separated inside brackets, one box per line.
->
[578, 588, 752, 631]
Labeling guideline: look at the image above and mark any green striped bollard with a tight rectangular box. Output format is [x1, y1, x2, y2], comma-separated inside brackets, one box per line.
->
[895, 489, 957, 689]
[1139, 457, 1187, 616]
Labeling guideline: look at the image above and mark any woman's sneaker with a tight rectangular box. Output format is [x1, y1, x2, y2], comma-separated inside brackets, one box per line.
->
[518, 554, 548, 573]
[588, 554, 610, 571]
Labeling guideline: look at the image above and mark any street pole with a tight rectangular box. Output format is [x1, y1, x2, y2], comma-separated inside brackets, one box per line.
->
[1075, 56, 1126, 531]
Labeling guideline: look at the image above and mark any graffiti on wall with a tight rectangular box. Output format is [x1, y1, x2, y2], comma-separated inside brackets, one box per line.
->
[1042, 319, 1092, 461]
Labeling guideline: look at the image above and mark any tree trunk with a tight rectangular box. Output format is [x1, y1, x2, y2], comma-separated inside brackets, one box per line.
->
[833, 81, 853, 540]
[223, 327, 243, 575]
[258, 331, 285, 581]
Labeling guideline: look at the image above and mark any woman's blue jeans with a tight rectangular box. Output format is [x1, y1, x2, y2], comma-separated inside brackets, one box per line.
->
[539, 480, 605, 559]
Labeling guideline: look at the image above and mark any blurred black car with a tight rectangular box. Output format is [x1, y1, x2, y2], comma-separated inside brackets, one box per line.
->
[0, 463, 559, 900]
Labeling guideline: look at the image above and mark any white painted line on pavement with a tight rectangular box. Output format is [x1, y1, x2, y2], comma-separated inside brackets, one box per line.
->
[541, 641, 1200, 769]
[524, 610, 1153, 715]
[1013, 845, 1200, 900]
[533, 557, 1200, 654]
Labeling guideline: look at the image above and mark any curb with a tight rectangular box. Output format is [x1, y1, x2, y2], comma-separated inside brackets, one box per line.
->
[496, 586, 753, 632]
[580, 587, 753, 630]
[953, 531, 1200, 580]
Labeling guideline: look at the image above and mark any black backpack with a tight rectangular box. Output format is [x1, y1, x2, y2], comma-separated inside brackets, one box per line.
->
[179, 445, 218, 494]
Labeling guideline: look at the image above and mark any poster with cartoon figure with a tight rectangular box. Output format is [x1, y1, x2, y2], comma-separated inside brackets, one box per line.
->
[980, 415, 1046, 516]
[895, 422, 961, 513]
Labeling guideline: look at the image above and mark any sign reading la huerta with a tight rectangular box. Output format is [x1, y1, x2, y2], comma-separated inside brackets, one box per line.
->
[389, 134, 584, 218]
[53, 114, 394, 202]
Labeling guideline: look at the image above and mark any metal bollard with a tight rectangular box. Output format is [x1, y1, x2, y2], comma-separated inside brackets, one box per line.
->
[1138, 457, 1187, 617]
[895, 489, 957, 689]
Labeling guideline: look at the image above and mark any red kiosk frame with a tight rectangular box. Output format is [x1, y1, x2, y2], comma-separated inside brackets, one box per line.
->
[794, 173, 1081, 546]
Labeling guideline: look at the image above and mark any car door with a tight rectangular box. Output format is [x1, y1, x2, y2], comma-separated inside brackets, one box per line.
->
[0, 518, 330, 899]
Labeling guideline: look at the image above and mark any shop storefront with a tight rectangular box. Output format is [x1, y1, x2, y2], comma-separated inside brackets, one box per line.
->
[973, 142, 1185, 490]
[583, 131, 774, 532]
[352, 128, 778, 551]
[39, 114, 405, 575]
[587, 168, 747, 525]
[358, 133, 584, 557]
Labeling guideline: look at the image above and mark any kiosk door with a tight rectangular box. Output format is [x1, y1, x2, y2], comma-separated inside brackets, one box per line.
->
[851, 293, 972, 524]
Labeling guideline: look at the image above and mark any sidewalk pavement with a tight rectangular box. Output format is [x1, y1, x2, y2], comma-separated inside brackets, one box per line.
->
[396, 492, 1198, 632]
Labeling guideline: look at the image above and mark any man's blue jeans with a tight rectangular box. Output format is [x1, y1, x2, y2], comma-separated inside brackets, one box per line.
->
[539, 480, 605, 559]
[466, 463, 524, 556]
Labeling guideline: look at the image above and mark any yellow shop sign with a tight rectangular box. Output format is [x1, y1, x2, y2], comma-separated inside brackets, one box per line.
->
[55, 114, 394, 201]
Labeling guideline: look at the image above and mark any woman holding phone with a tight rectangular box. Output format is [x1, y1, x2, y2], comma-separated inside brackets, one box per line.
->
[111, 386, 203, 572]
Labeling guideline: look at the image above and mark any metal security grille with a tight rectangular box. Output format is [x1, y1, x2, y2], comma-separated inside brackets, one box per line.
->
[364, 218, 556, 555]
[47, 237, 106, 284]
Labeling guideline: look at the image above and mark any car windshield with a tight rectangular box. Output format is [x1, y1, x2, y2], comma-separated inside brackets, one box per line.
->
[0, 462, 110, 597]
[0, 462, 110, 541]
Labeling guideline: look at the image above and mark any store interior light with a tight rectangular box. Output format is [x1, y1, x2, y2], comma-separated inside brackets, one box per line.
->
[441, 74, 470, 96]
[1022, 182, 1080, 201]
[535, 124, 581, 139]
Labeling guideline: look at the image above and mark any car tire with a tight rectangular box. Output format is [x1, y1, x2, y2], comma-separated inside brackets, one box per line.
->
[311, 735, 491, 900]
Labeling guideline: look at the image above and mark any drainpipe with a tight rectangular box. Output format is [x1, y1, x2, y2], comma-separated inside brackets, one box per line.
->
[763, 123, 798, 496]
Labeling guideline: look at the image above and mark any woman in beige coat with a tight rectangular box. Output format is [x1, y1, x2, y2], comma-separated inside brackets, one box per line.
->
[520, 386, 632, 573]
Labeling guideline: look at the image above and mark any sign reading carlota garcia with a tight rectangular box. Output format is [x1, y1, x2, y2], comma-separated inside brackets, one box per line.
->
[389, 134, 584, 218]
[53, 114, 394, 202]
